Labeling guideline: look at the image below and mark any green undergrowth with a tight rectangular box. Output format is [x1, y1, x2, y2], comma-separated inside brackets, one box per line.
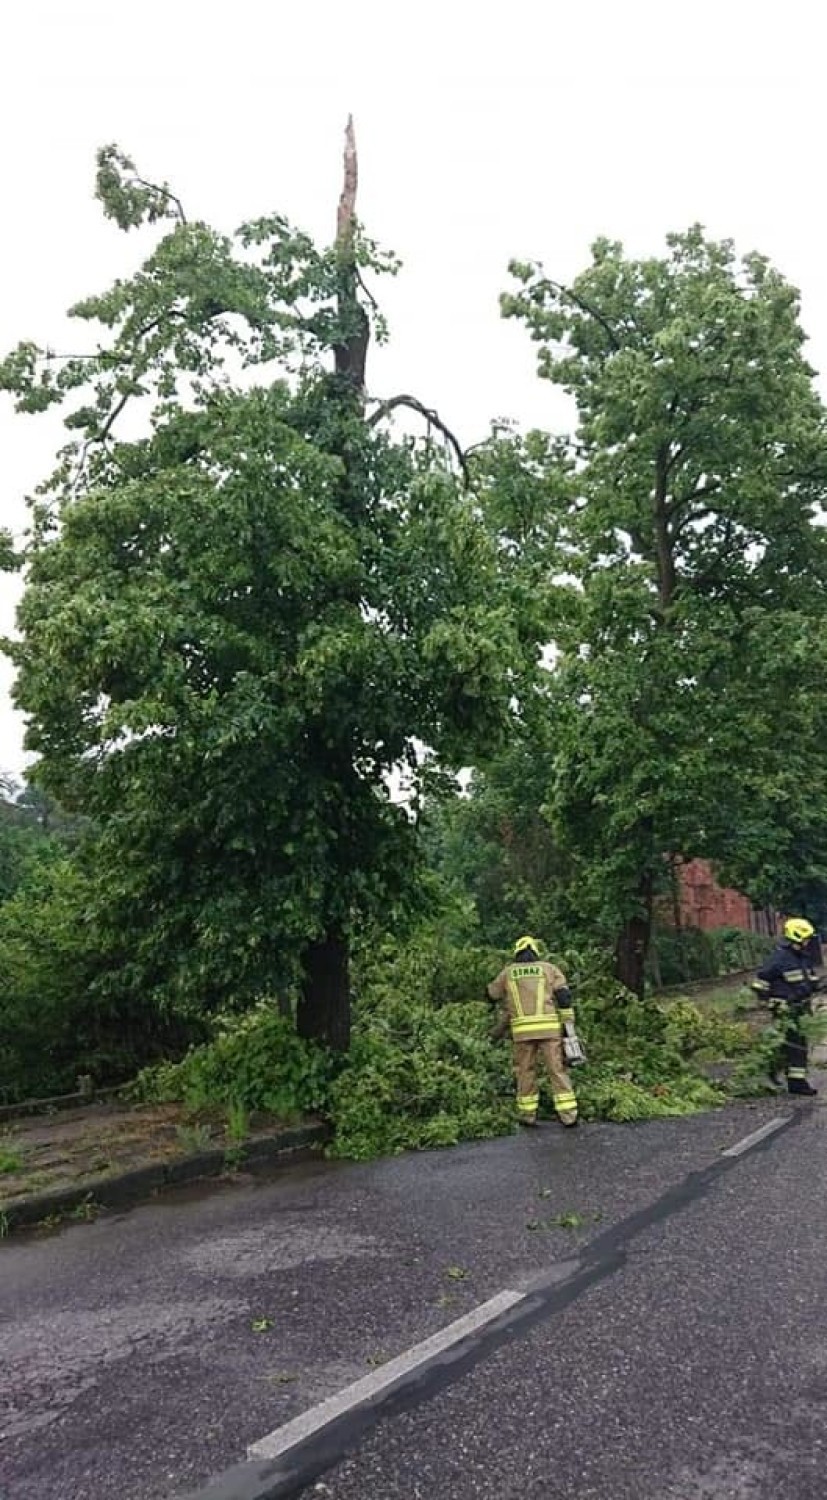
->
[326, 997, 515, 1158]
[646, 924, 774, 989]
[131, 1006, 334, 1118]
[133, 939, 774, 1159]
[563, 985, 753, 1123]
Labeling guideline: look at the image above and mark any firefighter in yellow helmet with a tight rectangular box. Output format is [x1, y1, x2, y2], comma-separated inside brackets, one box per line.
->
[751, 917, 822, 1096]
[487, 936, 580, 1127]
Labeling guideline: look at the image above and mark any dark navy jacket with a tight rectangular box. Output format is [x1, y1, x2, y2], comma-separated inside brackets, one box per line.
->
[753, 940, 818, 1009]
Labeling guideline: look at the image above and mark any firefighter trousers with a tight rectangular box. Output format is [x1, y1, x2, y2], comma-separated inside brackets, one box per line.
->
[769, 1005, 810, 1090]
[784, 1019, 809, 1088]
[513, 1036, 577, 1125]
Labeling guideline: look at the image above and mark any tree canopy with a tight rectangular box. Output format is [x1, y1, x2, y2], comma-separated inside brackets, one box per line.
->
[4, 140, 827, 1103]
[495, 228, 827, 990]
[0, 135, 532, 1046]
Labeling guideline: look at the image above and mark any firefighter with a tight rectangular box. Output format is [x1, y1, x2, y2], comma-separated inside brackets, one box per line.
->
[487, 936, 579, 1127]
[751, 917, 821, 1096]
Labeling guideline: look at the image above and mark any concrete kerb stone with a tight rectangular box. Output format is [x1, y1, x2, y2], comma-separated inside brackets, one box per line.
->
[0, 1122, 329, 1232]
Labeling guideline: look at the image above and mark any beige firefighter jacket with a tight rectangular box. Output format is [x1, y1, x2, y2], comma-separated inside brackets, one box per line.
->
[487, 959, 574, 1041]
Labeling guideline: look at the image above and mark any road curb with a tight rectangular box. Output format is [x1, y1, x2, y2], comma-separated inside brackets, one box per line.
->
[0, 1122, 329, 1232]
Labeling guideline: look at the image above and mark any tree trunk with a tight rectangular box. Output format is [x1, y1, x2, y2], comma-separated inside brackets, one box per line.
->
[669, 854, 689, 981]
[295, 119, 366, 1055]
[614, 872, 654, 999]
[297, 928, 351, 1052]
[648, 939, 662, 992]
[334, 115, 369, 395]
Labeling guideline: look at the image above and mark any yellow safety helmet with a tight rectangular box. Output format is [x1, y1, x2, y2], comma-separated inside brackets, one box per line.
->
[784, 917, 815, 944]
[513, 935, 541, 956]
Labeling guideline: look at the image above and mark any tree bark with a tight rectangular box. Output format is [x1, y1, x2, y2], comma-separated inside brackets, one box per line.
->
[648, 936, 662, 991]
[297, 119, 365, 1054]
[614, 871, 654, 999]
[297, 928, 351, 1052]
[336, 114, 359, 247]
[669, 854, 689, 981]
[333, 115, 369, 394]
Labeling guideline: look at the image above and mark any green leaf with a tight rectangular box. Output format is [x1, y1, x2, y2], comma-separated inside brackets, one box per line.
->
[550, 1212, 584, 1230]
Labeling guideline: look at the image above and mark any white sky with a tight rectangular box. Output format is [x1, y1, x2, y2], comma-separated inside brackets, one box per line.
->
[2, 0, 825, 777]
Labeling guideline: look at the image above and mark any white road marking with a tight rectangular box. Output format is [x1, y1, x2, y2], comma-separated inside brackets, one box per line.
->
[247, 1288, 524, 1461]
[721, 1116, 789, 1157]
[246, 1119, 792, 1467]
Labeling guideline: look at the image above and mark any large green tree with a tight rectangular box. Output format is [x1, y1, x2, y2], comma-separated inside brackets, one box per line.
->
[500, 228, 827, 993]
[1, 128, 528, 1048]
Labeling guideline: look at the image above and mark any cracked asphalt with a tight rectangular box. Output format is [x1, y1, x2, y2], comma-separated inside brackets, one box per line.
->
[1, 1094, 822, 1499]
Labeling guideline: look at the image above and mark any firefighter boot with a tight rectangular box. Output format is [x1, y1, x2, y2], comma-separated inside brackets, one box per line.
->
[785, 1032, 815, 1096]
[516, 1090, 540, 1127]
[788, 1078, 818, 1097]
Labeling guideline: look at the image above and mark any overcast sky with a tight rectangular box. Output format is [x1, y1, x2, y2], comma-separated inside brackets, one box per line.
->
[2, 0, 825, 777]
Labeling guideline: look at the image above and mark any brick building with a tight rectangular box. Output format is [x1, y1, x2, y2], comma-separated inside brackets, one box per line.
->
[670, 857, 777, 935]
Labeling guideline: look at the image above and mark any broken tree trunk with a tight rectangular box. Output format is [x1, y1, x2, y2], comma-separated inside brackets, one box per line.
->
[333, 114, 369, 394]
[298, 118, 366, 1054]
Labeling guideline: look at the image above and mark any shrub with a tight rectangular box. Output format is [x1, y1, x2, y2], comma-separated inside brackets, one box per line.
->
[712, 926, 775, 972]
[0, 853, 207, 1103]
[129, 935, 769, 1161]
[661, 999, 753, 1060]
[647, 924, 774, 988]
[133, 1005, 333, 1119]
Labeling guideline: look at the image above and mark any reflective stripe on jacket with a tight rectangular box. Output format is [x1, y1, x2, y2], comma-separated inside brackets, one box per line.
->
[753, 940, 817, 1009]
[487, 960, 572, 1041]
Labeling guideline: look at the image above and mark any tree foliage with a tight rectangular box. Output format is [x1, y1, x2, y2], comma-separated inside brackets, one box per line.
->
[4, 143, 827, 1127]
[0, 141, 529, 1048]
[498, 228, 827, 991]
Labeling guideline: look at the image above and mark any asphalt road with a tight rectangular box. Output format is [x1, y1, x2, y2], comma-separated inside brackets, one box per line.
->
[2, 1093, 824, 1500]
